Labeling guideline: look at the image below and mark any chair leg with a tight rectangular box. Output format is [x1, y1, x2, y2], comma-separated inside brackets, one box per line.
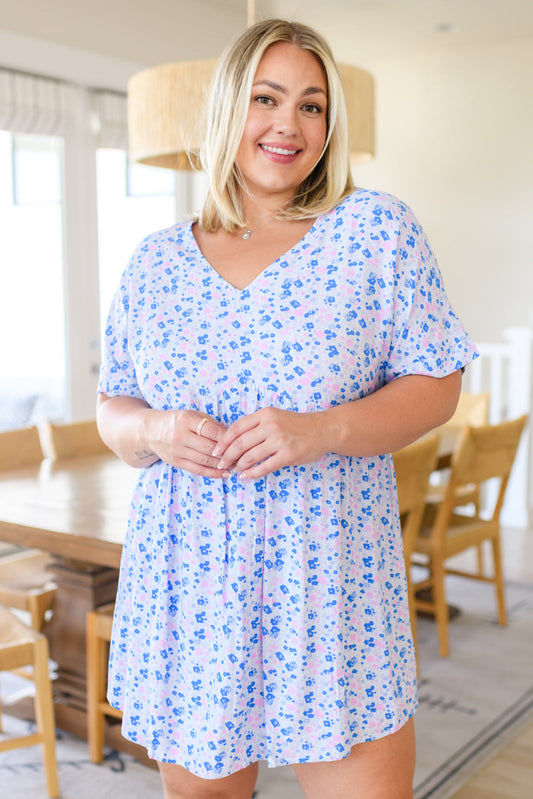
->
[432, 559, 450, 658]
[407, 582, 420, 676]
[86, 611, 106, 763]
[28, 590, 56, 633]
[33, 637, 59, 798]
[491, 536, 507, 626]
[475, 543, 484, 575]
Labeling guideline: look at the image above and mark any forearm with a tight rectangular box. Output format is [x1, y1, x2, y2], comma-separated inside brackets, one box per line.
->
[321, 370, 462, 457]
[96, 394, 160, 468]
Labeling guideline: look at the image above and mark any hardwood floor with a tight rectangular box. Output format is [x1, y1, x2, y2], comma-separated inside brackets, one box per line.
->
[449, 721, 533, 799]
[447, 523, 533, 798]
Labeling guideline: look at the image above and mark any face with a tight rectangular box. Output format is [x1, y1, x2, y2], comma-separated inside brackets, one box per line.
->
[235, 41, 328, 208]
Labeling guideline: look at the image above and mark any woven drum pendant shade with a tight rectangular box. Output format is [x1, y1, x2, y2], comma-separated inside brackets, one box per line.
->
[128, 59, 218, 171]
[128, 59, 375, 171]
[338, 63, 375, 163]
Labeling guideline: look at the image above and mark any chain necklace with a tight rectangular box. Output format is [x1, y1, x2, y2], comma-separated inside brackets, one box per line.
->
[242, 206, 286, 240]
[241, 214, 281, 239]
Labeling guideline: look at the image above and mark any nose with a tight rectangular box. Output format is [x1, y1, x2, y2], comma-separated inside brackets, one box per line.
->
[272, 103, 299, 136]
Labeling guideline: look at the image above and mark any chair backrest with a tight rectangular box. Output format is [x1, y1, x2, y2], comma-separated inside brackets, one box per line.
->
[441, 414, 528, 523]
[393, 433, 440, 559]
[0, 425, 44, 471]
[443, 391, 490, 431]
[40, 419, 110, 461]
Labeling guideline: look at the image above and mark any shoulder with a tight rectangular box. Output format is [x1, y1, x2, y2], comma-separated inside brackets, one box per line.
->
[124, 219, 193, 279]
[331, 188, 418, 225]
[131, 219, 191, 260]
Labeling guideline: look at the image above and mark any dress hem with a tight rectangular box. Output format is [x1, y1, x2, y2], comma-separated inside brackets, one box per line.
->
[108, 699, 418, 779]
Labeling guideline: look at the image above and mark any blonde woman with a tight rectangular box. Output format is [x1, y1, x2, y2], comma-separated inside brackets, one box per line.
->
[97, 19, 477, 799]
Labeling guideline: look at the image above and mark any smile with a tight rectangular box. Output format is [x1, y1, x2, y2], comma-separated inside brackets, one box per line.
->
[259, 144, 301, 156]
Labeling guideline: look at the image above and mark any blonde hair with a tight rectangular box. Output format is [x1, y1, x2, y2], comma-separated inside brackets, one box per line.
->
[198, 19, 354, 232]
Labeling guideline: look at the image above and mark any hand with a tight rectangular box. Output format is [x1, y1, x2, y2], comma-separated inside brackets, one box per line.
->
[144, 409, 230, 478]
[212, 407, 329, 480]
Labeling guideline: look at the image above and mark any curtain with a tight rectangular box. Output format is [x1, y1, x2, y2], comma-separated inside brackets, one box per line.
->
[0, 68, 128, 148]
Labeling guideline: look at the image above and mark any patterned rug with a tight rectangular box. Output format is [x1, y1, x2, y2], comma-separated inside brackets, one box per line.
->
[1, 578, 532, 799]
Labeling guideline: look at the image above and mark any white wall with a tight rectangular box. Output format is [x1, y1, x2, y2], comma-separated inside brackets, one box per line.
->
[355, 37, 533, 344]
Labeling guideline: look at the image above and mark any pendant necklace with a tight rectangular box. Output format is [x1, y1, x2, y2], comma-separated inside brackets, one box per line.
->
[241, 216, 279, 239]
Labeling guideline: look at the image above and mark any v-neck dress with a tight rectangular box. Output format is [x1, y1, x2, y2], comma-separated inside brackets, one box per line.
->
[98, 188, 477, 777]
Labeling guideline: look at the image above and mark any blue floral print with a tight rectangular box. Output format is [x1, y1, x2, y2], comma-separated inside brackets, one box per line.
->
[98, 189, 477, 777]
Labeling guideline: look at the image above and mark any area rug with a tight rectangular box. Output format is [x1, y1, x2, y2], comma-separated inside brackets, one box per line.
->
[413, 577, 533, 799]
[1, 578, 532, 799]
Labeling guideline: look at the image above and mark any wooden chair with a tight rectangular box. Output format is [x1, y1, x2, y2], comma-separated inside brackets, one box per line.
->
[0, 424, 44, 471]
[86, 603, 122, 763]
[441, 391, 490, 432]
[0, 551, 56, 632]
[0, 604, 59, 797]
[393, 434, 440, 664]
[40, 418, 110, 461]
[412, 414, 528, 657]
[428, 391, 491, 556]
[0, 426, 56, 633]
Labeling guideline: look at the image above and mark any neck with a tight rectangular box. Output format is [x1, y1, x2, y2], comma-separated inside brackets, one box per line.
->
[240, 191, 293, 229]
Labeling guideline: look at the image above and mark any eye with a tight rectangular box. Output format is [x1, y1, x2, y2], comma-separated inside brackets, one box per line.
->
[301, 102, 323, 114]
[254, 94, 275, 106]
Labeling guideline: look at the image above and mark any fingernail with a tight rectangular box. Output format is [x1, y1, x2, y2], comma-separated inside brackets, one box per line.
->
[212, 447, 221, 457]
[237, 471, 249, 480]
[221, 471, 231, 478]
[217, 460, 227, 469]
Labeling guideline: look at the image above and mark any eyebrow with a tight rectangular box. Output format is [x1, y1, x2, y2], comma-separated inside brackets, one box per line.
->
[252, 79, 327, 97]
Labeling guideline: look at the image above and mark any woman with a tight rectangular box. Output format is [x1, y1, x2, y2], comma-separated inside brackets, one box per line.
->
[97, 19, 477, 799]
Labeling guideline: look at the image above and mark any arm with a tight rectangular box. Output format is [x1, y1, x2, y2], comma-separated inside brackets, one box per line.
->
[322, 370, 462, 456]
[213, 370, 462, 479]
[96, 393, 229, 476]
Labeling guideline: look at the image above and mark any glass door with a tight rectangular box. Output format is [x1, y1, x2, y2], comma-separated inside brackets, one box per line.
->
[0, 130, 67, 429]
[96, 148, 177, 337]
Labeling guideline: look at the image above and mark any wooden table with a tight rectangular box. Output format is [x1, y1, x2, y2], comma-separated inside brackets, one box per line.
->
[0, 454, 140, 752]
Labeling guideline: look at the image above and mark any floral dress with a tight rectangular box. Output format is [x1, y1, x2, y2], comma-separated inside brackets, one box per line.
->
[98, 189, 477, 777]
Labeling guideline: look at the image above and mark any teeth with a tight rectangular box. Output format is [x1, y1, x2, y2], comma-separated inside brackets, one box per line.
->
[261, 144, 298, 156]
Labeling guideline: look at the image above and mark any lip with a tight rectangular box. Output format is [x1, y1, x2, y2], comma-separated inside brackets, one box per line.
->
[259, 142, 302, 163]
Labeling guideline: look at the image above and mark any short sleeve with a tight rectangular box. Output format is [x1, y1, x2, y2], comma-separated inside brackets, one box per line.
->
[97, 259, 145, 400]
[385, 203, 478, 380]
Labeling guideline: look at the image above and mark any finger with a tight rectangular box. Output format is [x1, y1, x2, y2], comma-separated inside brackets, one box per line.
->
[212, 414, 260, 458]
[238, 452, 285, 481]
[190, 433, 225, 462]
[191, 415, 226, 443]
[216, 429, 267, 470]
[231, 440, 272, 473]
[182, 444, 226, 472]
[174, 457, 231, 479]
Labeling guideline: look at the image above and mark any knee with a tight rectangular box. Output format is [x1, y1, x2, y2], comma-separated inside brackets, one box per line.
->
[158, 760, 258, 799]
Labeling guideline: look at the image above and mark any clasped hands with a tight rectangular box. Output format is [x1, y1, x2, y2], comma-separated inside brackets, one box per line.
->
[150, 407, 329, 480]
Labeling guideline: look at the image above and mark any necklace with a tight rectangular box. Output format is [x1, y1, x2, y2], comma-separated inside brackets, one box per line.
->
[241, 216, 278, 239]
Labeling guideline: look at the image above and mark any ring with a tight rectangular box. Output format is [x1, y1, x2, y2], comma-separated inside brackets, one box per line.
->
[196, 418, 208, 437]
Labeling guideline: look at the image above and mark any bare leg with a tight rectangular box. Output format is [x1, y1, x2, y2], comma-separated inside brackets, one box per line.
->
[292, 718, 416, 799]
[158, 760, 259, 799]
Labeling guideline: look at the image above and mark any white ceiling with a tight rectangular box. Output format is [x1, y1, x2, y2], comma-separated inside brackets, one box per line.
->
[1, 0, 533, 67]
[261, 0, 533, 62]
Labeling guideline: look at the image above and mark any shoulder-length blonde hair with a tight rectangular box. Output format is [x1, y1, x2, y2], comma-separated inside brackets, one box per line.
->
[198, 19, 354, 232]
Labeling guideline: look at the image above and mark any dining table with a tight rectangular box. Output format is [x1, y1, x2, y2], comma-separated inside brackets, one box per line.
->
[0, 452, 140, 754]
[0, 428, 458, 754]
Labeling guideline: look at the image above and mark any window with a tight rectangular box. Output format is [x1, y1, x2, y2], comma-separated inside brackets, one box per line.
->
[96, 148, 177, 337]
[0, 130, 67, 429]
